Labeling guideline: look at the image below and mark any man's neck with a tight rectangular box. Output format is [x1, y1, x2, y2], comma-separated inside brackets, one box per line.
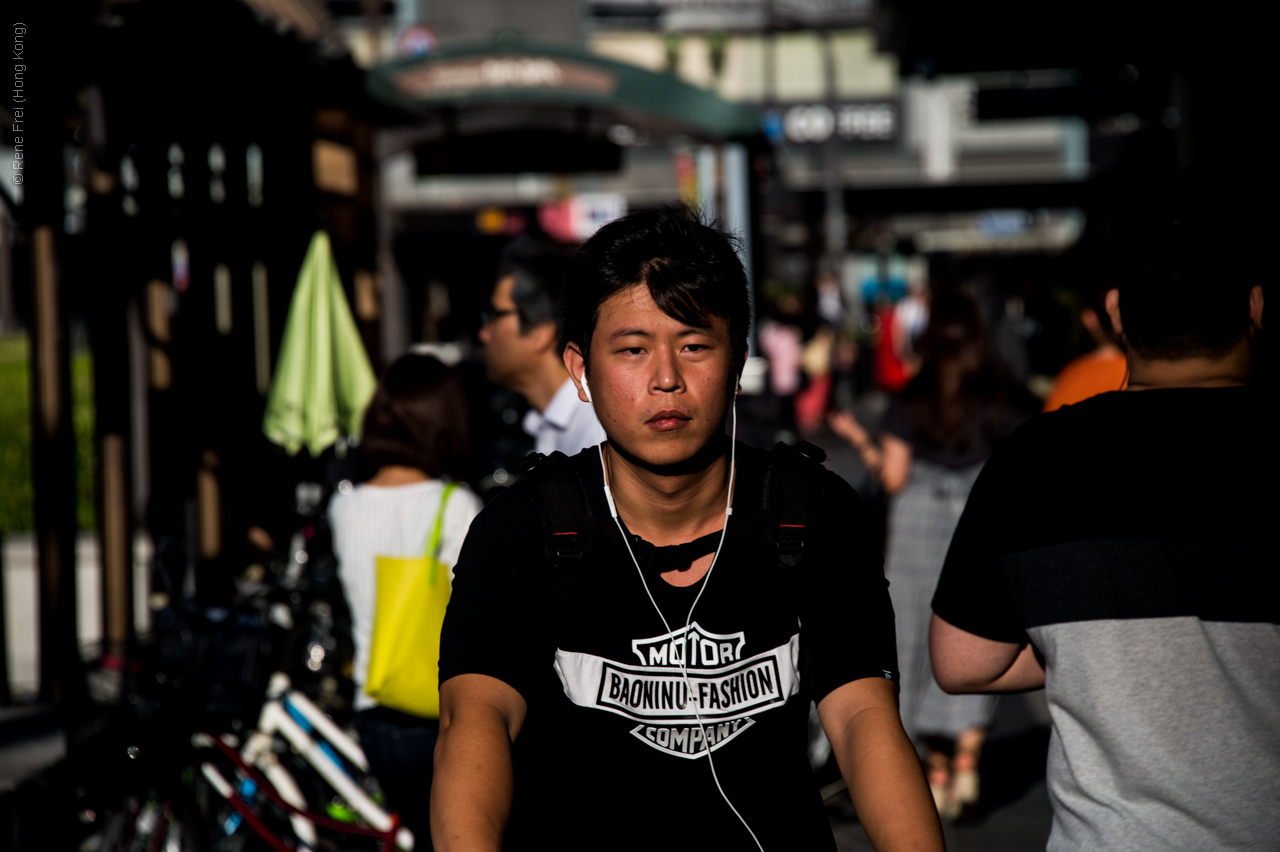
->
[520, 355, 571, 413]
[604, 443, 731, 547]
[367, 465, 430, 486]
[1125, 335, 1251, 390]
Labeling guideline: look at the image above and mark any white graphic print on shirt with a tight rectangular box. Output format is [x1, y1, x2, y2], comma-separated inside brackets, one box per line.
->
[553, 622, 802, 759]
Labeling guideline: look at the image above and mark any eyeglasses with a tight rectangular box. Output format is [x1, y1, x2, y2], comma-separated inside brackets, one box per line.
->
[480, 307, 517, 326]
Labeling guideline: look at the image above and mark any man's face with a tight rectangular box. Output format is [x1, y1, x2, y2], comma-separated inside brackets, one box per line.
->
[570, 284, 737, 469]
[479, 274, 535, 388]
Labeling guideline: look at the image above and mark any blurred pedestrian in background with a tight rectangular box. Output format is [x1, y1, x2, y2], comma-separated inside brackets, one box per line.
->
[329, 354, 483, 845]
[931, 198, 1276, 851]
[479, 237, 601, 456]
[829, 291, 1023, 818]
[1043, 286, 1128, 411]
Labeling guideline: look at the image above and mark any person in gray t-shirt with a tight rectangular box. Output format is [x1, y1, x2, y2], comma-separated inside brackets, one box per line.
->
[930, 202, 1277, 851]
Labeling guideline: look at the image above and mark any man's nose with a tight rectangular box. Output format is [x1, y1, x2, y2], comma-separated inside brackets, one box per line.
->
[651, 347, 683, 392]
[478, 323, 492, 345]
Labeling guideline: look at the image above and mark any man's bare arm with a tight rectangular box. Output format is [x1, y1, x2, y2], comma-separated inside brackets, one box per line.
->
[929, 614, 1045, 694]
[818, 678, 944, 852]
[431, 674, 528, 852]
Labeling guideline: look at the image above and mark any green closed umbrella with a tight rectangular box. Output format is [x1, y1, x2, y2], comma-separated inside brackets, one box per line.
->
[263, 231, 377, 456]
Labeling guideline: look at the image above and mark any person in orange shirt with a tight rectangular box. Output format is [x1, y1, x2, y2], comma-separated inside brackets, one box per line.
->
[1044, 292, 1128, 411]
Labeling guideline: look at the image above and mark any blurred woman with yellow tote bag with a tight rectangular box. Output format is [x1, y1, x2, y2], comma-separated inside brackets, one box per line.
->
[330, 355, 481, 848]
[365, 481, 457, 718]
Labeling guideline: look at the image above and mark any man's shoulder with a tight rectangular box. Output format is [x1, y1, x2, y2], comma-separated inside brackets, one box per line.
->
[490, 448, 604, 532]
[1023, 385, 1265, 449]
[997, 390, 1133, 458]
[468, 473, 545, 537]
[734, 441, 861, 523]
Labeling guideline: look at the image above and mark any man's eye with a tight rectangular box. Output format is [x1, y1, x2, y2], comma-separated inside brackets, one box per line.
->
[684, 344, 707, 353]
[624, 347, 644, 356]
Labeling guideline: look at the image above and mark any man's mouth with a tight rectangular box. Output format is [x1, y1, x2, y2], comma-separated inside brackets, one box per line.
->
[646, 409, 692, 431]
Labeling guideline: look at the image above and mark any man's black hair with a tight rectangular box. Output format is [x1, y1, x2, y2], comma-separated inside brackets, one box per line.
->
[498, 236, 571, 342]
[561, 206, 751, 374]
[1106, 188, 1254, 361]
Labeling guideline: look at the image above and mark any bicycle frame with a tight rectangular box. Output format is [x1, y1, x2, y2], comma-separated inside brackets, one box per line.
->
[197, 671, 415, 851]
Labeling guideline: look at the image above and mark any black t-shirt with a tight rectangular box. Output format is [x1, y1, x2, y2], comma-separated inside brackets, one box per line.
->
[880, 396, 1022, 470]
[933, 387, 1275, 641]
[440, 443, 897, 851]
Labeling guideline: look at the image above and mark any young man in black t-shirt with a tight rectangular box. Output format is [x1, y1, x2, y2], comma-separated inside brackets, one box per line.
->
[431, 209, 943, 851]
[930, 206, 1277, 851]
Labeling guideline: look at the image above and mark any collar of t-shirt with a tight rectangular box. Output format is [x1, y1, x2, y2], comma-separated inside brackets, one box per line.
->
[617, 520, 723, 576]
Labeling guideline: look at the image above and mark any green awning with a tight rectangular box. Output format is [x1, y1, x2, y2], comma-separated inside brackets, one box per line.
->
[367, 41, 762, 141]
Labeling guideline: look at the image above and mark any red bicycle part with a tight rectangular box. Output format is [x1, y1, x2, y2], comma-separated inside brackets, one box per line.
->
[204, 735, 402, 844]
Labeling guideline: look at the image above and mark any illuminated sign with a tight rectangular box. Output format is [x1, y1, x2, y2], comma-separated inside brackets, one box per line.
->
[393, 56, 617, 99]
[783, 102, 896, 144]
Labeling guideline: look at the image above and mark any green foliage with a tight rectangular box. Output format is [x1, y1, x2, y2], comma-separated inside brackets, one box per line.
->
[73, 346, 96, 532]
[0, 334, 32, 533]
[0, 332, 98, 533]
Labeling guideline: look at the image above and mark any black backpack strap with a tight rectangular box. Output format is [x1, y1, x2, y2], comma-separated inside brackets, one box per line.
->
[514, 451, 596, 609]
[760, 440, 830, 693]
[761, 440, 829, 576]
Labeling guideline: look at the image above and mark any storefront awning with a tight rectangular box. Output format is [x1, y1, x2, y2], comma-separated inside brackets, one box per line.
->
[367, 41, 762, 142]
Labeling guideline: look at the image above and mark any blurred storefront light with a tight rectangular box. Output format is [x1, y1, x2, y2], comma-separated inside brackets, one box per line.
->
[246, 144, 264, 208]
[588, 26, 896, 104]
[214, 264, 232, 335]
[537, 193, 627, 243]
[171, 238, 189, 293]
[208, 144, 226, 204]
[167, 144, 185, 199]
[121, 153, 140, 216]
[313, 140, 358, 196]
[904, 209, 1085, 254]
[396, 23, 438, 58]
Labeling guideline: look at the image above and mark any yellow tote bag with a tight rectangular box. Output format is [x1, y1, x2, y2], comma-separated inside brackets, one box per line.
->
[364, 483, 457, 718]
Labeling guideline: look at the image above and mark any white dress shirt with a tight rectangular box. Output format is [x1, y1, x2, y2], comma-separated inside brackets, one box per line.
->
[522, 376, 602, 458]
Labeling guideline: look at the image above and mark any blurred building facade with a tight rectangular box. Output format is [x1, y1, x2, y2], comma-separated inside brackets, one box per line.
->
[2, 0, 388, 704]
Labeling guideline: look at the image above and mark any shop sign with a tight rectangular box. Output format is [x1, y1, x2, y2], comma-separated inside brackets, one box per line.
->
[394, 56, 617, 99]
[538, 193, 627, 243]
[396, 24, 438, 58]
[783, 102, 896, 144]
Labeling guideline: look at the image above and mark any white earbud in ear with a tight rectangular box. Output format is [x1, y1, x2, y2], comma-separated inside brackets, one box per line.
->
[582, 373, 592, 403]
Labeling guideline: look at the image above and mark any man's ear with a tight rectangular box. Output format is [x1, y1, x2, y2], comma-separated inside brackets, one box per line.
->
[564, 343, 589, 403]
[1104, 289, 1123, 336]
[1080, 307, 1100, 334]
[1250, 285, 1264, 332]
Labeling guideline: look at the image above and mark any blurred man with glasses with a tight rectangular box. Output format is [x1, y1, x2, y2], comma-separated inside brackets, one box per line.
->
[479, 238, 601, 456]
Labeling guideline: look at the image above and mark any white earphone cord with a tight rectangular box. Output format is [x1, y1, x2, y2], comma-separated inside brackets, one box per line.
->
[594, 378, 764, 852]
